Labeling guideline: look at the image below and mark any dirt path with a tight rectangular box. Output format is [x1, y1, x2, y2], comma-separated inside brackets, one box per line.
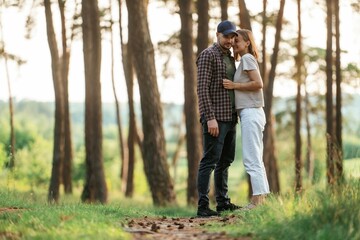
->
[123, 215, 251, 240]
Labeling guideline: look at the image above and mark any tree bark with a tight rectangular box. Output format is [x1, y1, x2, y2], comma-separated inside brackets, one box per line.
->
[304, 83, 314, 182]
[196, 0, 209, 56]
[237, 0, 253, 199]
[109, 0, 127, 195]
[325, 0, 334, 185]
[294, 0, 303, 192]
[178, 0, 202, 206]
[334, 0, 343, 181]
[81, 0, 107, 203]
[260, 0, 267, 80]
[263, 0, 285, 194]
[220, 0, 228, 21]
[118, 0, 139, 197]
[238, 0, 252, 30]
[125, 0, 176, 206]
[45, 0, 65, 203]
[0, 18, 16, 169]
[58, 0, 74, 194]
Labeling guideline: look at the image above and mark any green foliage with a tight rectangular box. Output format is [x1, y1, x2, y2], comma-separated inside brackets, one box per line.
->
[343, 136, 360, 160]
[13, 137, 52, 188]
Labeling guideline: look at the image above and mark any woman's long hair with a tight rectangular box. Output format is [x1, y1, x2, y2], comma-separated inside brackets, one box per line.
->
[234, 29, 259, 61]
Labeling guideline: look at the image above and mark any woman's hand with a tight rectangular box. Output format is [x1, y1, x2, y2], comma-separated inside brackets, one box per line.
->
[223, 79, 234, 89]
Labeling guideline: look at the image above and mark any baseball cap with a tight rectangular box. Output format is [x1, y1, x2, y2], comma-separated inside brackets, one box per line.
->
[217, 20, 238, 36]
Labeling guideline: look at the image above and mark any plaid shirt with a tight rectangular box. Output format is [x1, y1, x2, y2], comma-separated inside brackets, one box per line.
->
[197, 43, 235, 122]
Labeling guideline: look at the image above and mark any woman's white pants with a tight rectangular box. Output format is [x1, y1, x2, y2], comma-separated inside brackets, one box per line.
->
[238, 107, 270, 195]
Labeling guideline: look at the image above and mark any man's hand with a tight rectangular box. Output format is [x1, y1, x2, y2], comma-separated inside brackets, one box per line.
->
[207, 119, 219, 137]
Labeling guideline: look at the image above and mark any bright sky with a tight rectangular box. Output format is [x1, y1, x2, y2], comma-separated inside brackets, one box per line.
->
[0, 0, 359, 103]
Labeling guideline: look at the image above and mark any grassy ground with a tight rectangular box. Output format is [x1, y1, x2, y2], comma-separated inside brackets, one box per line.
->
[219, 178, 360, 240]
[1, 159, 359, 240]
[1, 178, 359, 240]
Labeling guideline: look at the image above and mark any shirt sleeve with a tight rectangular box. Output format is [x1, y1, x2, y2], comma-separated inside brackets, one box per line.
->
[196, 50, 215, 121]
[242, 54, 258, 71]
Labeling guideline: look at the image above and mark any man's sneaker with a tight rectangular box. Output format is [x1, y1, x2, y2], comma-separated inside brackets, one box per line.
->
[216, 202, 241, 213]
[197, 207, 219, 217]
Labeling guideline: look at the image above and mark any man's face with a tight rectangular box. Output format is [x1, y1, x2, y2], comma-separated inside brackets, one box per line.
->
[217, 33, 237, 51]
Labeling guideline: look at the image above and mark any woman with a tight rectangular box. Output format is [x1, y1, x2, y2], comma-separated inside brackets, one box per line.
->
[223, 29, 270, 209]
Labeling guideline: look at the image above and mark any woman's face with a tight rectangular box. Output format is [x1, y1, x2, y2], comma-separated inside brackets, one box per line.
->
[232, 34, 248, 55]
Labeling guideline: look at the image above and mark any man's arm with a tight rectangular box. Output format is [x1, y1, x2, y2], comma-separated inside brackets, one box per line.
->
[197, 50, 215, 121]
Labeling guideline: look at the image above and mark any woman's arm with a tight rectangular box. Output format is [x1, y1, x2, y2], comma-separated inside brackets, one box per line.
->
[223, 69, 263, 91]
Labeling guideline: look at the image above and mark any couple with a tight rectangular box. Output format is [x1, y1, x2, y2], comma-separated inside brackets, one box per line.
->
[196, 20, 269, 217]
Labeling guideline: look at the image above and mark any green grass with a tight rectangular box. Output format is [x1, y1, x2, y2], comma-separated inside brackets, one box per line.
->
[1, 159, 359, 239]
[344, 158, 360, 178]
[1, 177, 360, 239]
[0, 190, 196, 240]
[208, 178, 360, 240]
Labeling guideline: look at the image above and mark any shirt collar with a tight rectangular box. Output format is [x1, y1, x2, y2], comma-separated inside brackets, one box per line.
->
[214, 43, 231, 56]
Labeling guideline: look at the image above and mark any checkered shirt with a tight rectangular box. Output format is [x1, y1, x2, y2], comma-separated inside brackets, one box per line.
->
[196, 43, 235, 122]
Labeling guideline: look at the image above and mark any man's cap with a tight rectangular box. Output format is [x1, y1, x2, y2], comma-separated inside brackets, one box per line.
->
[217, 20, 238, 36]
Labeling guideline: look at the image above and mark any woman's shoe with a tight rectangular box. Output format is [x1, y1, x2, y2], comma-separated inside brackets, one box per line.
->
[242, 203, 257, 210]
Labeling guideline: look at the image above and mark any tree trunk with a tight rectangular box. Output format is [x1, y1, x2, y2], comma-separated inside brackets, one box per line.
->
[178, 0, 202, 206]
[81, 0, 107, 203]
[123, 45, 137, 197]
[126, 0, 176, 206]
[45, 0, 65, 203]
[238, 0, 252, 30]
[196, 0, 209, 56]
[304, 81, 314, 182]
[109, 0, 127, 195]
[238, 0, 253, 199]
[334, 0, 343, 182]
[263, 0, 286, 194]
[294, 0, 303, 192]
[325, 0, 334, 185]
[6, 62, 15, 169]
[118, 0, 138, 197]
[0, 20, 16, 169]
[220, 0, 228, 21]
[260, 0, 267, 80]
[58, 0, 74, 194]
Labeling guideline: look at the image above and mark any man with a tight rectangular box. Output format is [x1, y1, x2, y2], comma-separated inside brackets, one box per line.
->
[196, 20, 241, 217]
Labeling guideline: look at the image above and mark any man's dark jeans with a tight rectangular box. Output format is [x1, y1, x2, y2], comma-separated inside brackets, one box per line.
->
[197, 114, 237, 208]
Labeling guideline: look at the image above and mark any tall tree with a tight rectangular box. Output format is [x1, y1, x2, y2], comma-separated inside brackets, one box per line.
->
[263, 0, 285, 194]
[294, 0, 303, 192]
[220, 0, 228, 21]
[44, 0, 65, 203]
[0, 5, 16, 169]
[81, 0, 107, 203]
[118, 0, 140, 197]
[108, 0, 127, 195]
[178, 0, 202, 206]
[125, 0, 176, 206]
[58, 0, 77, 194]
[238, 0, 252, 30]
[260, 0, 267, 79]
[304, 80, 314, 182]
[325, 0, 334, 185]
[237, 0, 253, 199]
[4, 51, 15, 170]
[334, 0, 343, 181]
[196, 0, 209, 56]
